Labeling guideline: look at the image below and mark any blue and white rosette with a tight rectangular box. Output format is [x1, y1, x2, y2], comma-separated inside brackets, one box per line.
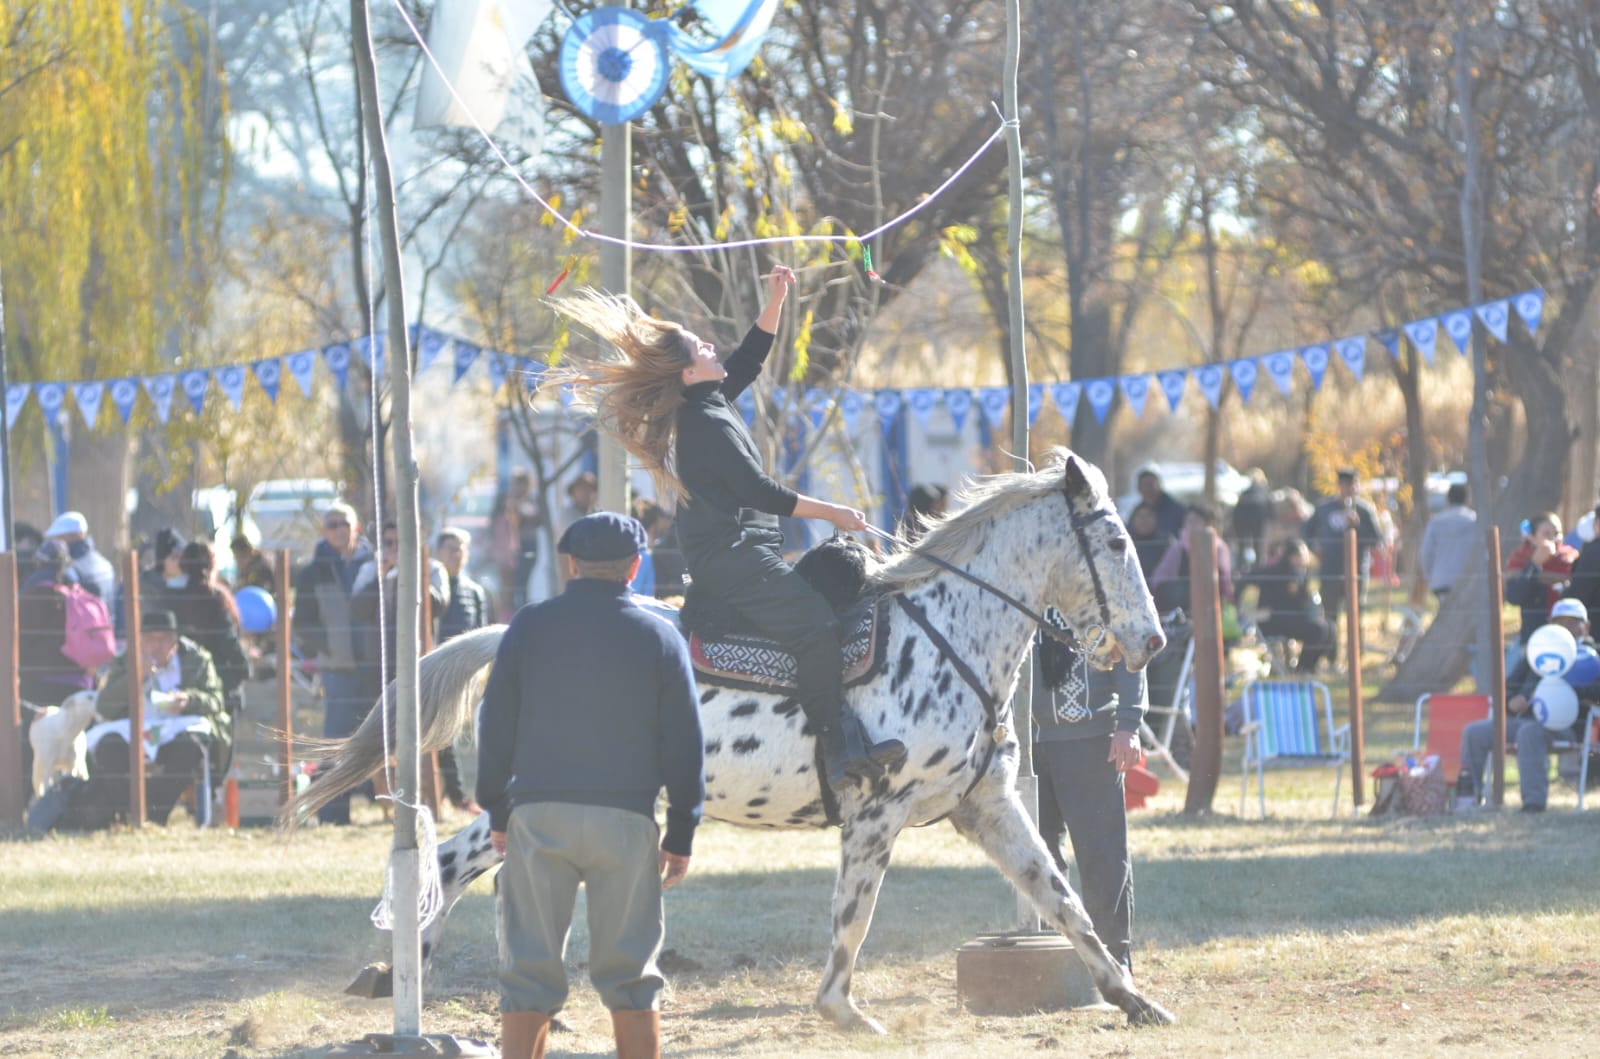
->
[560, 7, 671, 126]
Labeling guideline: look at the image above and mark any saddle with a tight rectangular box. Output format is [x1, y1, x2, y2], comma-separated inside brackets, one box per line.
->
[681, 537, 890, 694]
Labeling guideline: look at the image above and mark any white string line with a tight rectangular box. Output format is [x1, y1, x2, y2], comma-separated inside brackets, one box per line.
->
[387, 0, 1013, 255]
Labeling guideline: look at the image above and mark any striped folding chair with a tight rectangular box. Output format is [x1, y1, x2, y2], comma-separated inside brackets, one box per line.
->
[1239, 680, 1349, 818]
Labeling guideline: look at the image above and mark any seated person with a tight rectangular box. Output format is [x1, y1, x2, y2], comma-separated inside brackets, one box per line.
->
[1504, 512, 1578, 644]
[1460, 598, 1594, 813]
[1127, 502, 1167, 581]
[1239, 538, 1333, 673]
[90, 609, 229, 825]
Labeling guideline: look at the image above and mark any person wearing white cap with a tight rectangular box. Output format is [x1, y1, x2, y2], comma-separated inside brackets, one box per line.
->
[43, 510, 115, 601]
[1459, 598, 1592, 812]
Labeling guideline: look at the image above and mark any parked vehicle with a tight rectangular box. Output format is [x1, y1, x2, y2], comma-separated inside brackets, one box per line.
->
[246, 478, 342, 556]
[1117, 460, 1253, 518]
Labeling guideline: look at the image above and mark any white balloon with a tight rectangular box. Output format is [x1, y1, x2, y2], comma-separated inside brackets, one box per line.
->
[1531, 675, 1580, 732]
[1526, 623, 1578, 677]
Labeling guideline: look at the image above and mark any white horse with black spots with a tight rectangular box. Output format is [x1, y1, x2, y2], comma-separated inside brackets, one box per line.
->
[285, 449, 1175, 1031]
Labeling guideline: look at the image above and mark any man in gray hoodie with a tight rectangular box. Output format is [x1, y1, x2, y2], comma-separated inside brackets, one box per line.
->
[1419, 482, 1477, 601]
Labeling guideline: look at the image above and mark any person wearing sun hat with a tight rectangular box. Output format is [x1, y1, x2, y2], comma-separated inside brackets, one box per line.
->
[477, 511, 704, 1059]
[43, 510, 115, 602]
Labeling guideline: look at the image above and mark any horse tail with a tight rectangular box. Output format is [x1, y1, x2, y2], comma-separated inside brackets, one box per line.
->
[277, 624, 507, 830]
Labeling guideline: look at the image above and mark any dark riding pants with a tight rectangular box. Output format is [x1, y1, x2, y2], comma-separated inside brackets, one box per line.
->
[1036, 736, 1134, 971]
[693, 544, 843, 732]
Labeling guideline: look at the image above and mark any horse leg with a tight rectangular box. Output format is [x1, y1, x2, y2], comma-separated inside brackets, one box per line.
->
[814, 805, 910, 1035]
[350, 812, 503, 1000]
[948, 790, 1175, 1027]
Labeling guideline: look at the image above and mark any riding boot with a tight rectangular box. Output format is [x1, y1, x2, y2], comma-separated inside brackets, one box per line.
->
[500, 1010, 550, 1059]
[611, 1009, 661, 1059]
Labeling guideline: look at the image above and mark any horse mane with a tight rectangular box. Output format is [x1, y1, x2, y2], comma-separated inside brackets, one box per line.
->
[867, 448, 1103, 593]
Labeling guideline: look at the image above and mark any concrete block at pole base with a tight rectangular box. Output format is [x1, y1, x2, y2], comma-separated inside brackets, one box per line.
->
[956, 931, 1107, 1014]
[324, 1032, 496, 1056]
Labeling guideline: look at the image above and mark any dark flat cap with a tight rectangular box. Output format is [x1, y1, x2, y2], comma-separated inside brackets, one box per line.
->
[1336, 467, 1358, 480]
[142, 609, 179, 633]
[558, 512, 648, 561]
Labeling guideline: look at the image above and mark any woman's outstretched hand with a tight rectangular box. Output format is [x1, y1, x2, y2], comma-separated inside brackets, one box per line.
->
[767, 265, 795, 299]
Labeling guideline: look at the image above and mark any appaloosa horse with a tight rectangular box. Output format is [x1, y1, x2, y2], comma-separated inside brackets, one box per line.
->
[286, 449, 1175, 1031]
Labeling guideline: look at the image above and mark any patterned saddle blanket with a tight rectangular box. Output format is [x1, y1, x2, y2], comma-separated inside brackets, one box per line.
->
[688, 597, 890, 694]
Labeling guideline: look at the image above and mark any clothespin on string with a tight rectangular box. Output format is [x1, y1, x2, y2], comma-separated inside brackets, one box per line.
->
[545, 254, 578, 296]
[863, 245, 885, 286]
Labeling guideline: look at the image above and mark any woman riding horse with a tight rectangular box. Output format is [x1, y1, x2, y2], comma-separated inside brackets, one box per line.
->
[549, 267, 905, 786]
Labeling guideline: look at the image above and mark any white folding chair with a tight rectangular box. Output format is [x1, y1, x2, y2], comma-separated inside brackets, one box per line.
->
[1239, 680, 1349, 818]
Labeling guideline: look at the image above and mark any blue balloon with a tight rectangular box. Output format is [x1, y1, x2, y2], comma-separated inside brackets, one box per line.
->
[236, 585, 277, 634]
[1564, 644, 1600, 689]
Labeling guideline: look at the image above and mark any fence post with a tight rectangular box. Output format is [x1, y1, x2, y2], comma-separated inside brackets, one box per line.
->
[1344, 527, 1365, 807]
[1183, 526, 1225, 813]
[123, 551, 145, 827]
[419, 546, 441, 817]
[1487, 527, 1506, 807]
[0, 553, 23, 829]
[276, 551, 294, 808]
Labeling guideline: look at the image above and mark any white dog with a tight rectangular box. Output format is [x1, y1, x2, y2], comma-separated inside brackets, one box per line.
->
[29, 690, 100, 798]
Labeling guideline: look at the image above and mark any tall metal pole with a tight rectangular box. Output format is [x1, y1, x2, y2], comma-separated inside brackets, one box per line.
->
[352, 0, 424, 1037]
[0, 261, 14, 549]
[1003, 0, 1036, 930]
[597, 5, 633, 517]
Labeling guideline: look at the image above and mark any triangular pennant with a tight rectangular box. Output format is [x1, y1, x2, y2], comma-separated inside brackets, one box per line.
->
[1049, 381, 1082, 429]
[735, 389, 757, 427]
[978, 386, 1011, 429]
[1156, 370, 1187, 412]
[108, 378, 140, 425]
[873, 389, 902, 437]
[1262, 351, 1296, 396]
[72, 381, 104, 430]
[1227, 358, 1258, 404]
[1027, 383, 1045, 427]
[1085, 378, 1117, 425]
[1402, 318, 1438, 365]
[353, 333, 385, 377]
[453, 341, 481, 384]
[323, 343, 351, 390]
[486, 353, 509, 392]
[285, 350, 317, 397]
[1374, 329, 1400, 361]
[252, 358, 282, 403]
[1475, 299, 1510, 344]
[1513, 288, 1544, 337]
[1441, 309, 1474, 353]
[1336, 336, 1366, 382]
[944, 388, 973, 432]
[407, 323, 419, 348]
[1195, 364, 1225, 410]
[1118, 374, 1151, 419]
[217, 365, 247, 411]
[839, 390, 865, 436]
[516, 357, 545, 390]
[34, 382, 67, 424]
[179, 369, 209, 415]
[142, 374, 176, 424]
[418, 329, 450, 375]
[1300, 344, 1331, 391]
[806, 388, 828, 433]
[4, 383, 29, 431]
[906, 388, 940, 430]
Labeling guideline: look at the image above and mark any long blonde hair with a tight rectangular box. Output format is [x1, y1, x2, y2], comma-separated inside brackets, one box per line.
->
[545, 289, 695, 502]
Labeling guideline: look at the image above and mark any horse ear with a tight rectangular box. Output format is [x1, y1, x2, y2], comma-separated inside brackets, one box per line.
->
[1061, 454, 1090, 498]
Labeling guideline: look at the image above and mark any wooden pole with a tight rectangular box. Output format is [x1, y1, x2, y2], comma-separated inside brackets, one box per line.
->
[0, 553, 23, 828]
[123, 551, 145, 828]
[1344, 527, 1365, 807]
[1487, 527, 1507, 807]
[275, 550, 294, 807]
[1183, 527, 1225, 813]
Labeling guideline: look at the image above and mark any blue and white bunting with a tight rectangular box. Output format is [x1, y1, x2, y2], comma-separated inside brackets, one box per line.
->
[1119, 374, 1151, 419]
[1513, 289, 1544, 337]
[1262, 352, 1296, 397]
[453, 342, 481, 384]
[873, 389, 902, 437]
[1228, 359, 1258, 405]
[1374, 330, 1400, 362]
[978, 386, 1011, 429]
[285, 350, 317, 397]
[143, 375, 176, 424]
[1475, 299, 1510, 344]
[487, 353, 509, 392]
[4, 384, 28, 431]
[516, 357, 545, 388]
[1301, 344, 1331, 391]
[35, 382, 66, 424]
[1049, 381, 1081, 430]
[323, 343, 351, 390]
[839, 390, 864, 435]
[418, 329, 449, 375]
[1156, 370, 1187, 412]
[944, 388, 973, 432]
[1195, 364, 1225, 410]
[1027, 383, 1045, 427]
[108, 378, 140, 424]
[558, 385, 576, 411]
[1337, 336, 1366, 382]
[1402, 318, 1438, 365]
[806, 388, 828, 432]
[1441, 309, 1474, 353]
[735, 389, 757, 427]
[217, 365, 247, 411]
[1086, 378, 1116, 425]
[252, 359, 282, 403]
[179, 370, 209, 415]
[353, 333, 384, 372]
[72, 381, 104, 430]
[906, 387, 940, 430]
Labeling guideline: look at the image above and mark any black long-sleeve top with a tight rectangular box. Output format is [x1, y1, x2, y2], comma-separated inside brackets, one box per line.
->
[474, 578, 705, 855]
[674, 326, 799, 573]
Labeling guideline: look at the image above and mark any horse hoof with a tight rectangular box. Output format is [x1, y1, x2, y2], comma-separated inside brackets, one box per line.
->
[345, 962, 393, 999]
[1126, 996, 1177, 1027]
[817, 1002, 887, 1036]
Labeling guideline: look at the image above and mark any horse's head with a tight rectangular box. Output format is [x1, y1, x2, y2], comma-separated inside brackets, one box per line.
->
[1043, 450, 1165, 672]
